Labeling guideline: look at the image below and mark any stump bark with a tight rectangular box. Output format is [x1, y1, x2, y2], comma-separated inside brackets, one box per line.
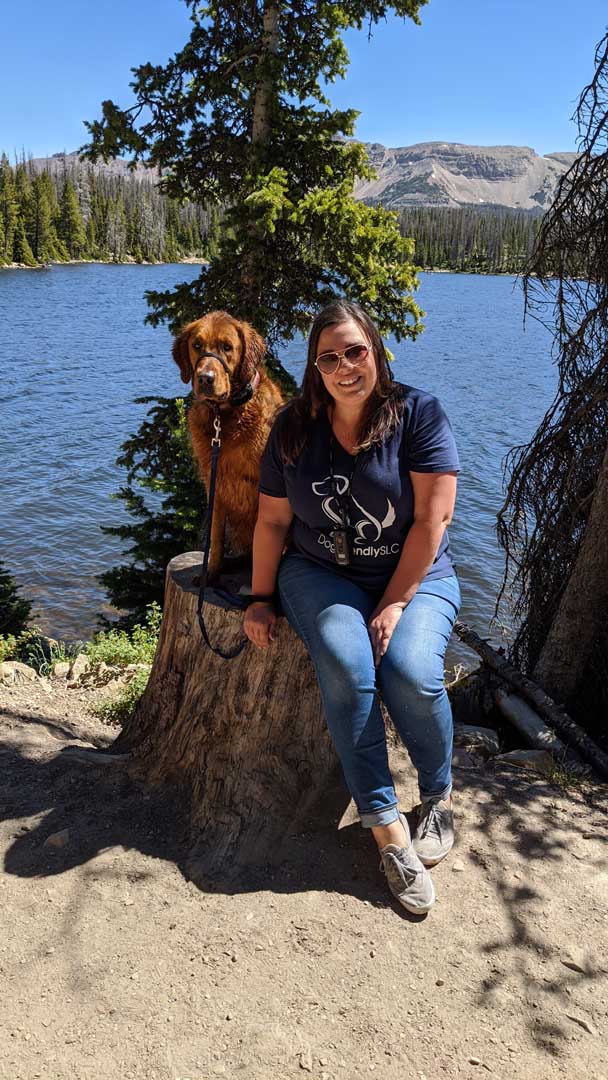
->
[113, 552, 349, 881]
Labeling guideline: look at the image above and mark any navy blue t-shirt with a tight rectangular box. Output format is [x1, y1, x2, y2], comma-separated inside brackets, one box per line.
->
[259, 384, 460, 591]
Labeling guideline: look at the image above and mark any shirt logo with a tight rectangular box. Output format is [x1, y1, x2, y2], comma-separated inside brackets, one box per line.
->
[312, 475, 396, 542]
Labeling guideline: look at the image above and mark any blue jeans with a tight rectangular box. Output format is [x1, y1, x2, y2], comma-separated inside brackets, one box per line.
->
[278, 554, 461, 828]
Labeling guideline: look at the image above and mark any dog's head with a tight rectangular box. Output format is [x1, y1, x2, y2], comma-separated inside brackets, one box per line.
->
[172, 311, 266, 404]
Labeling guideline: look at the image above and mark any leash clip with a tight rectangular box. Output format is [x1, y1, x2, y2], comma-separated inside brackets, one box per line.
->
[211, 414, 222, 447]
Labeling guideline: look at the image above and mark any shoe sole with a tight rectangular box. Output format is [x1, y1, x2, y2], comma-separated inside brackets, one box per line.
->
[397, 895, 435, 914]
[416, 851, 450, 868]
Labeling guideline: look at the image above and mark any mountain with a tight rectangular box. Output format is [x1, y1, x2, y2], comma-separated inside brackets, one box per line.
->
[32, 142, 578, 212]
[354, 142, 577, 211]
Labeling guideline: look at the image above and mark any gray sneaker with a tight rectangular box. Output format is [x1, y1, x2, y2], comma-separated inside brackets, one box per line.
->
[412, 798, 455, 867]
[379, 816, 436, 914]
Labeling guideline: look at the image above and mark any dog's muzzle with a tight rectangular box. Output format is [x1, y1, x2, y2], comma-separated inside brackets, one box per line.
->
[194, 350, 258, 408]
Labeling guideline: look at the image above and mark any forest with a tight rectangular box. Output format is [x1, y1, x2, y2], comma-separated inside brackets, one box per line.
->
[0, 153, 216, 266]
[399, 204, 542, 273]
[0, 151, 541, 274]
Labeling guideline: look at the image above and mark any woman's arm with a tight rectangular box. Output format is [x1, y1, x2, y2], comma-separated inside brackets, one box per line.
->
[251, 494, 293, 595]
[244, 494, 293, 648]
[368, 471, 458, 664]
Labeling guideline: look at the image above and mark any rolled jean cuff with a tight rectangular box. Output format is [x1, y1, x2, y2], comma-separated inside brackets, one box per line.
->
[359, 804, 400, 829]
[419, 782, 452, 803]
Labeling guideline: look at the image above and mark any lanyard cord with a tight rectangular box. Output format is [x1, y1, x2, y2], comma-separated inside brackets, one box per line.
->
[328, 431, 359, 529]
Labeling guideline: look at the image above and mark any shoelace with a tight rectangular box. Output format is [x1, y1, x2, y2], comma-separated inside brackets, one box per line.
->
[418, 801, 445, 842]
[380, 850, 419, 890]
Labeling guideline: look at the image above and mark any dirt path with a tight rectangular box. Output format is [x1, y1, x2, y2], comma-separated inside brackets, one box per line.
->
[1, 678, 607, 1080]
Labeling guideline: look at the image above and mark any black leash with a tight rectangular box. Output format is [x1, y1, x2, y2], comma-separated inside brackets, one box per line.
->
[196, 408, 249, 660]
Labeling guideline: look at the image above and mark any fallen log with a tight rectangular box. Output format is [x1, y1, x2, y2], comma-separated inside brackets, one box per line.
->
[494, 688, 569, 756]
[454, 620, 608, 780]
[110, 552, 350, 882]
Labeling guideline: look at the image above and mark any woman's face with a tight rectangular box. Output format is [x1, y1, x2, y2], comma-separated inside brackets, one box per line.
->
[315, 318, 377, 409]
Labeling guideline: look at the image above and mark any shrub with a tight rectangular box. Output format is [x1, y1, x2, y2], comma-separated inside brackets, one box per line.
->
[86, 602, 162, 669]
[90, 667, 150, 726]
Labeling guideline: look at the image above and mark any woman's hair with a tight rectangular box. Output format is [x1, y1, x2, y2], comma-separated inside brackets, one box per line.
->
[277, 300, 405, 465]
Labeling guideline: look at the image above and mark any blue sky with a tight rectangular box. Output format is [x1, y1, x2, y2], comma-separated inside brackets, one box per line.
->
[2, 0, 606, 160]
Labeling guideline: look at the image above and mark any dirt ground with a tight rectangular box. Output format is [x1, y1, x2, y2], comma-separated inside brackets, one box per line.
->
[1, 676, 607, 1080]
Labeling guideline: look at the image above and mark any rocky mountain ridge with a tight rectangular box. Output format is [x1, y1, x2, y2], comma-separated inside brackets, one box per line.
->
[354, 141, 577, 210]
[32, 140, 578, 211]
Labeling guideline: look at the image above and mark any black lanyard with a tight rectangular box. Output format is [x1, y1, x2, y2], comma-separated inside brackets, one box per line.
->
[328, 433, 359, 529]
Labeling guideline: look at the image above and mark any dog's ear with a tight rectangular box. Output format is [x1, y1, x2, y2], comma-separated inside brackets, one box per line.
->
[172, 323, 196, 384]
[237, 321, 266, 384]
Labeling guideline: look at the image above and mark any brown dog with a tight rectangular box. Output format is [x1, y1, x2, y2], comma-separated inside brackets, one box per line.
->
[172, 311, 284, 582]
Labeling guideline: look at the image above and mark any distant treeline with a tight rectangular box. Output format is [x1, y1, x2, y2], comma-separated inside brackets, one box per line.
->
[1, 152, 543, 274]
[398, 205, 542, 273]
[0, 154, 217, 267]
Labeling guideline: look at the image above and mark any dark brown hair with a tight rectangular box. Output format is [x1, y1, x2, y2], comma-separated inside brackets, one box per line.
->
[278, 300, 405, 464]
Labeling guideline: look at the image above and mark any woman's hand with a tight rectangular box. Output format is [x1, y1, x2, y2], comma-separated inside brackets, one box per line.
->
[368, 602, 405, 666]
[243, 601, 278, 649]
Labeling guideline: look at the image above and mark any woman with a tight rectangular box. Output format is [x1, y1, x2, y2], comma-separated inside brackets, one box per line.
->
[243, 300, 460, 915]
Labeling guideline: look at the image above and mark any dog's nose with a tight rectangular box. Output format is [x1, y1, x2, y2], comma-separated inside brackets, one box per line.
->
[198, 369, 215, 391]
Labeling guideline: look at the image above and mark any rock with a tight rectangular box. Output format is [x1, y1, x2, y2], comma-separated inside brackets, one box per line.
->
[452, 748, 483, 769]
[44, 828, 70, 850]
[0, 661, 39, 685]
[52, 661, 70, 679]
[453, 723, 501, 756]
[435, 978, 445, 986]
[452, 859, 466, 873]
[566, 1013, 596, 1035]
[299, 1050, 313, 1071]
[100, 677, 129, 695]
[67, 653, 90, 685]
[561, 953, 587, 974]
[495, 749, 554, 776]
[37, 635, 59, 660]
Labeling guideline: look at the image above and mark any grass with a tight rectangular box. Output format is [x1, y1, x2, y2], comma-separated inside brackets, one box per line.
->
[547, 755, 588, 791]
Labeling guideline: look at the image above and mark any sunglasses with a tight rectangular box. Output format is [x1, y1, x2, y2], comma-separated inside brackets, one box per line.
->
[314, 343, 370, 375]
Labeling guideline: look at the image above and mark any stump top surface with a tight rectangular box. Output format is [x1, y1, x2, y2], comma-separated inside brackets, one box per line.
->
[168, 552, 252, 612]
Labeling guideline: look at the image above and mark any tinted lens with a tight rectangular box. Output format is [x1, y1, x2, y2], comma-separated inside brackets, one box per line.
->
[315, 351, 340, 373]
[344, 344, 369, 363]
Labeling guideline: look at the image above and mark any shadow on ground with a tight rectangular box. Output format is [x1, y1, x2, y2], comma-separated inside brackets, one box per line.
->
[2, 699, 608, 1062]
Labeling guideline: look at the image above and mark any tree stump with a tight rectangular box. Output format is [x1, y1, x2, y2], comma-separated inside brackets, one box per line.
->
[112, 552, 349, 881]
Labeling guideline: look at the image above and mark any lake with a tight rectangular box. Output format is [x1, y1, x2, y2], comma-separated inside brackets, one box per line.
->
[0, 264, 555, 658]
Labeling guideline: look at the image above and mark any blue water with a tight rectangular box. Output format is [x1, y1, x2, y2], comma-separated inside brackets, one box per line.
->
[0, 264, 556, 655]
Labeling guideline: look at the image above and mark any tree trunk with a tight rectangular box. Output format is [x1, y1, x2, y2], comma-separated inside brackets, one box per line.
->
[240, 0, 280, 307]
[112, 552, 349, 883]
[533, 440, 608, 706]
[251, 0, 280, 147]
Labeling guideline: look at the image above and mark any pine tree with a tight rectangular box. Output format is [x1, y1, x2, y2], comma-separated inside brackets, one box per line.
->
[0, 561, 32, 637]
[83, 0, 426, 352]
[26, 174, 61, 262]
[58, 178, 87, 257]
[0, 154, 18, 263]
[98, 397, 202, 628]
[12, 218, 36, 266]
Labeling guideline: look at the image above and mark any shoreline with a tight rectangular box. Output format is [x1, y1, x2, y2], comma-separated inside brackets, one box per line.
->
[0, 256, 210, 271]
[1, 259, 521, 277]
